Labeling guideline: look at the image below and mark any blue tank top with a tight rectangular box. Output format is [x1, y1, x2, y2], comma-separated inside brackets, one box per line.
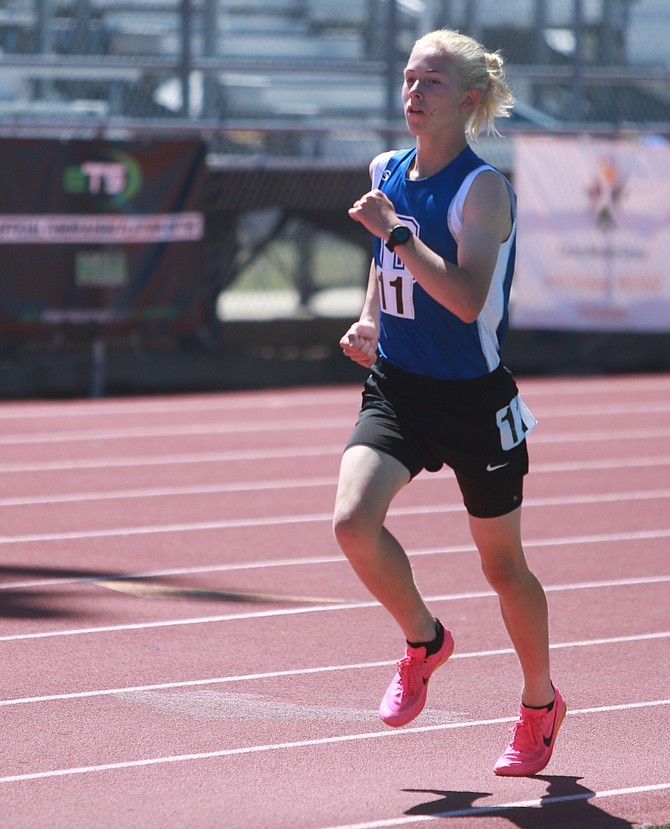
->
[372, 145, 517, 380]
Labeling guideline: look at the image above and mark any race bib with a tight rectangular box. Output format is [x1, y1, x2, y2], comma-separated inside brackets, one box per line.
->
[377, 214, 419, 320]
[376, 267, 415, 319]
[496, 395, 537, 450]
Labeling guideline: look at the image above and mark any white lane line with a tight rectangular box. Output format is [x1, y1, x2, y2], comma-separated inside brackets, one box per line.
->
[0, 476, 339, 507]
[3, 424, 670, 474]
[532, 455, 670, 473]
[4, 401, 670, 446]
[4, 418, 670, 448]
[0, 416, 353, 446]
[1, 376, 668, 422]
[319, 782, 670, 829]
[2, 488, 670, 545]
[0, 700, 668, 785]
[4, 454, 670, 507]
[0, 444, 345, 473]
[0, 390, 356, 421]
[1, 575, 668, 643]
[0, 510, 337, 544]
[2, 631, 668, 708]
[3, 528, 670, 592]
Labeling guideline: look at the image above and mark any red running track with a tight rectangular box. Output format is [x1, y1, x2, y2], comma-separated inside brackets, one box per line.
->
[0, 373, 669, 829]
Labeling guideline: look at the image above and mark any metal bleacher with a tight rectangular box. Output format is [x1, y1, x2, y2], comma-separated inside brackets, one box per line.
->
[2, 0, 669, 142]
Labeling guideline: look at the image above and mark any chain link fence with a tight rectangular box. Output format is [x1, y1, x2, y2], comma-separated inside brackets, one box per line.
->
[2, 0, 668, 134]
[1, 0, 669, 328]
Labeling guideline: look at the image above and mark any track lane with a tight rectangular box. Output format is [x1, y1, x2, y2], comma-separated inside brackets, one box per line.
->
[1, 374, 669, 828]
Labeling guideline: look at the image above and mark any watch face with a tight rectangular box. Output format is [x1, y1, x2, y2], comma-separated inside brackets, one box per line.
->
[386, 224, 412, 251]
[392, 226, 411, 244]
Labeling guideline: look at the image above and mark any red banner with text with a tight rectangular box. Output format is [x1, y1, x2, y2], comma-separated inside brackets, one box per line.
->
[0, 138, 206, 338]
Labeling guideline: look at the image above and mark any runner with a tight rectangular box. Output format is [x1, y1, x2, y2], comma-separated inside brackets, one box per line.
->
[333, 28, 566, 776]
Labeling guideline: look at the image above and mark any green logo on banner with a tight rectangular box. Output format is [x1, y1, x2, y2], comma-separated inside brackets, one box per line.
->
[63, 150, 143, 207]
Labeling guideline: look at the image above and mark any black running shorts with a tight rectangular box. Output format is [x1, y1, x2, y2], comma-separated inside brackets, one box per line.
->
[345, 360, 533, 519]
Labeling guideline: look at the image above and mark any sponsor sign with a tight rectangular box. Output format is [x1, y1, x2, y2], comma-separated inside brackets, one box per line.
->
[0, 139, 206, 337]
[511, 135, 670, 331]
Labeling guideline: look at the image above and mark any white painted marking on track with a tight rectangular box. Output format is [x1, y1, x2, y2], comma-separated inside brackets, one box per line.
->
[0, 443, 345, 473]
[531, 400, 670, 417]
[0, 374, 668, 423]
[0, 701, 667, 785]
[1, 631, 668, 708]
[319, 782, 670, 829]
[0, 476, 340, 507]
[0, 511, 341, 544]
[3, 420, 670, 449]
[3, 454, 670, 507]
[2, 488, 670, 546]
[0, 575, 668, 642]
[2, 422, 670, 473]
[532, 454, 670, 473]
[0, 416, 353, 446]
[3, 401, 670, 443]
[0, 390, 357, 420]
[3, 527, 670, 591]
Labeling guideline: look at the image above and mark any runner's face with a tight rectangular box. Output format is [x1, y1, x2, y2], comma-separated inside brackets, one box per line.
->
[402, 45, 469, 137]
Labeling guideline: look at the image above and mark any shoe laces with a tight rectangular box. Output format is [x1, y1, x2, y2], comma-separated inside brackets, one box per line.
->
[508, 709, 541, 752]
[395, 654, 425, 698]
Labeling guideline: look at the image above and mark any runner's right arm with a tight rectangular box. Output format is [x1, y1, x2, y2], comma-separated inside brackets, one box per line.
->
[339, 259, 379, 368]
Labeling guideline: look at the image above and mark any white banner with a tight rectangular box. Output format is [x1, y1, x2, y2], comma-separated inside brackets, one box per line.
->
[511, 135, 670, 331]
[0, 212, 204, 244]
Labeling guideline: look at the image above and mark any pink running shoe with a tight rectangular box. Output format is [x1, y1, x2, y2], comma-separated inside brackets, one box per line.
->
[493, 686, 567, 776]
[379, 625, 455, 728]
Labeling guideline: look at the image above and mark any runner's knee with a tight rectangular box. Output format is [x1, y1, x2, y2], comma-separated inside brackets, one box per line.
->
[479, 549, 531, 594]
[333, 504, 378, 555]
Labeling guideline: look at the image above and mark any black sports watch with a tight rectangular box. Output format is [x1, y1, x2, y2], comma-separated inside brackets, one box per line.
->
[385, 224, 412, 252]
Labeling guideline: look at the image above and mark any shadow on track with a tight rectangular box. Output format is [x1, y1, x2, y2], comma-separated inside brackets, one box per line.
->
[404, 776, 634, 828]
[0, 564, 348, 619]
[0, 565, 119, 619]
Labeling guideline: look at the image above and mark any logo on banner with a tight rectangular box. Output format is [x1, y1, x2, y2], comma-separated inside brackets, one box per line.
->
[512, 135, 670, 332]
[63, 150, 143, 208]
[586, 157, 627, 231]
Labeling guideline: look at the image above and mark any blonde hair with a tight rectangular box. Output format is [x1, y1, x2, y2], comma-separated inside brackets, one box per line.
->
[413, 29, 515, 140]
